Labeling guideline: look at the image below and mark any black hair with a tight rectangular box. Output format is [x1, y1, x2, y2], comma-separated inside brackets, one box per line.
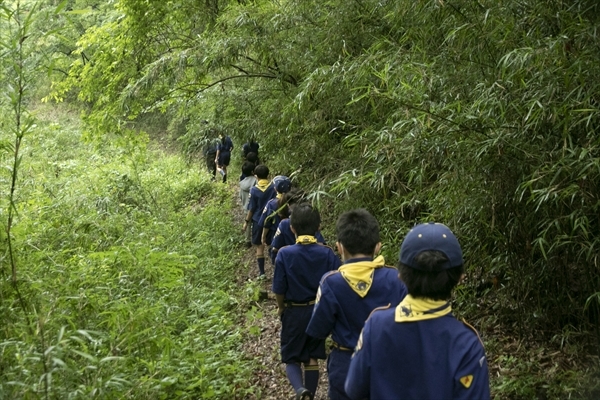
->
[290, 203, 320, 236]
[285, 188, 306, 205]
[336, 208, 380, 256]
[277, 188, 305, 219]
[246, 152, 258, 164]
[254, 164, 269, 179]
[398, 251, 464, 300]
[242, 161, 255, 177]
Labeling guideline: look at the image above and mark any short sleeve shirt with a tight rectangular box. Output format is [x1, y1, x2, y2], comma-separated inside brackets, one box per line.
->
[258, 198, 280, 230]
[271, 219, 326, 250]
[248, 184, 276, 222]
[272, 243, 341, 302]
[306, 258, 407, 348]
[345, 309, 490, 400]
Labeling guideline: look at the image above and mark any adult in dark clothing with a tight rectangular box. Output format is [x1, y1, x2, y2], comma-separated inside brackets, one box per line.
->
[215, 134, 234, 183]
[203, 137, 219, 181]
[242, 137, 260, 164]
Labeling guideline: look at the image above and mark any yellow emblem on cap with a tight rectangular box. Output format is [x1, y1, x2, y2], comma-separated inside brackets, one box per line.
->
[460, 375, 473, 389]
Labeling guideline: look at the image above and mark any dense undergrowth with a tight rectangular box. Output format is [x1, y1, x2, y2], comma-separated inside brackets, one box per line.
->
[2, 0, 600, 398]
[0, 106, 256, 399]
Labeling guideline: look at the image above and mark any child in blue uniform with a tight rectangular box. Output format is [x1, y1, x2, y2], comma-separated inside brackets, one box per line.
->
[271, 189, 326, 261]
[215, 134, 234, 183]
[306, 209, 408, 400]
[272, 204, 342, 400]
[243, 165, 276, 277]
[345, 222, 491, 400]
[258, 175, 292, 262]
[239, 162, 257, 247]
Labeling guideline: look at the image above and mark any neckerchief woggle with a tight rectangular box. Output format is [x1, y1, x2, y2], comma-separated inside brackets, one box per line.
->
[339, 255, 385, 298]
[296, 235, 318, 245]
[395, 294, 452, 322]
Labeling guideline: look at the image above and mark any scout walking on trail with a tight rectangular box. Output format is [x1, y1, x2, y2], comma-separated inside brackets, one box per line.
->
[258, 175, 292, 264]
[215, 133, 234, 183]
[272, 204, 342, 400]
[242, 164, 276, 278]
[271, 188, 326, 263]
[239, 161, 257, 248]
[345, 222, 491, 400]
[306, 208, 408, 400]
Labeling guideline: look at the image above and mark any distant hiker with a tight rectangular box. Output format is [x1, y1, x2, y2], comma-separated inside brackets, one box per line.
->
[240, 152, 259, 181]
[306, 209, 408, 400]
[242, 164, 276, 278]
[272, 203, 341, 400]
[258, 175, 292, 260]
[242, 137, 260, 163]
[345, 222, 491, 400]
[215, 133, 234, 183]
[203, 136, 220, 181]
[239, 161, 257, 248]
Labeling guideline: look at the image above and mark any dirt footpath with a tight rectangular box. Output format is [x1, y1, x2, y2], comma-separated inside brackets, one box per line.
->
[228, 182, 330, 400]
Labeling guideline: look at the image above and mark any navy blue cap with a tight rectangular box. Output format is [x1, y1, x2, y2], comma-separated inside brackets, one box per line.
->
[273, 175, 292, 193]
[399, 222, 463, 270]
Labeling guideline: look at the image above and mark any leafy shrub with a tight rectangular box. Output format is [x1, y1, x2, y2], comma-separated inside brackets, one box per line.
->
[0, 111, 254, 399]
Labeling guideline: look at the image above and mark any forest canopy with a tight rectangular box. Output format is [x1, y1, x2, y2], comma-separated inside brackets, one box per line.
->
[56, 0, 600, 338]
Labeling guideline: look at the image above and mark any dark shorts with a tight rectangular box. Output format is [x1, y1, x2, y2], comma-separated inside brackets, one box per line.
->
[280, 306, 326, 364]
[217, 151, 231, 167]
[251, 221, 263, 245]
[264, 229, 275, 246]
[327, 348, 353, 400]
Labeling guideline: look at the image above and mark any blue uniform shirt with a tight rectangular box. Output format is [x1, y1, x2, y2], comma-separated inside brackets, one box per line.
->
[217, 136, 234, 153]
[258, 197, 281, 231]
[306, 257, 407, 349]
[272, 241, 341, 302]
[345, 307, 491, 400]
[247, 180, 276, 223]
[271, 219, 326, 250]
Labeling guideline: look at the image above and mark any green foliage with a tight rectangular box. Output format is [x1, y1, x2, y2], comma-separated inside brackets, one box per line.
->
[46, 0, 600, 397]
[0, 106, 255, 399]
[485, 336, 600, 400]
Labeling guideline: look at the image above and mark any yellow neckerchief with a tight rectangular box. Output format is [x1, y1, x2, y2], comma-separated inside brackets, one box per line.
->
[276, 193, 283, 200]
[394, 295, 452, 322]
[296, 235, 318, 245]
[339, 255, 385, 298]
[255, 179, 270, 192]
